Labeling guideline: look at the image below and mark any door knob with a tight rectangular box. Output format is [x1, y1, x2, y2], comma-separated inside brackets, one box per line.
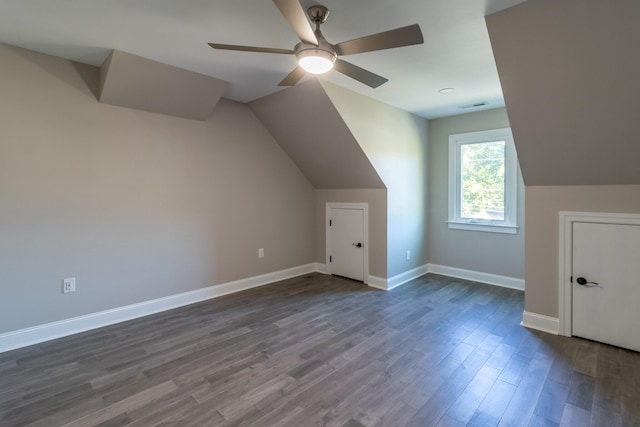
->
[576, 277, 600, 287]
[352, 242, 362, 248]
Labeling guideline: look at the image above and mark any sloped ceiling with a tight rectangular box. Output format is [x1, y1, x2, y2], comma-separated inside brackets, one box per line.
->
[100, 50, 227, 121]
[249, 79, 385, 189]
[486, 0, 640, 186]
[0, 0, 527, 119]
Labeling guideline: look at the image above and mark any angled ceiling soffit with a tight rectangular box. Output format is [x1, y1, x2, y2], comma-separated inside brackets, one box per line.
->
[249, 79, 385, 189]
[486, 0, 640, 185]
[99, 50, 228, 121]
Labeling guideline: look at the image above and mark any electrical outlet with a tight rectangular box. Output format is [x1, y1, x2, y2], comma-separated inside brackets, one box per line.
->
[406, 250, 411, 261]
[62, 277, 76, 293]
[258, 248, 264, 258]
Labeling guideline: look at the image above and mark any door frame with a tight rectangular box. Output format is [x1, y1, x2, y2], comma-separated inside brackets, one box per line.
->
[326, 202, 369, 284]
[558, 211, 640, 336]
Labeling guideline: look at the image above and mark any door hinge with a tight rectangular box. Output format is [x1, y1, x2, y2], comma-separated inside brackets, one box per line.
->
[329, 219, 332, 226]
[329, 255, 332, 263]
[570, 275, 573, 283]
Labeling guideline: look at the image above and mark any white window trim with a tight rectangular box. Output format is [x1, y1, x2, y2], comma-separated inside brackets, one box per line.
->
[447, 127, 519, 235]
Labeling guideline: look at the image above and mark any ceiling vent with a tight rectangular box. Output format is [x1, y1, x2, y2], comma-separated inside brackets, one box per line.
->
[458, 101, 488, 110]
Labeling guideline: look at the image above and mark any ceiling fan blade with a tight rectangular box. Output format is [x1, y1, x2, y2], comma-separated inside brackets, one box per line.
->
[334, 24, 424, 56]
[333, 59, 388, 88]
[208, 43, 294, 55]
[278, 66, 306, 86]
[272, 0, 318, 46]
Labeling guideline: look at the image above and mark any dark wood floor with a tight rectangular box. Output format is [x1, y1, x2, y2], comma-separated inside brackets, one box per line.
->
[1, 273, 639, 426]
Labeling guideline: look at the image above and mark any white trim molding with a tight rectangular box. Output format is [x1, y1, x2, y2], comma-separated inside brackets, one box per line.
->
[521, 310, 559, 335]
[387, 264, 430, 290]
[0, 263, 318, 353]
[368, 264, 522, 292]
[315, 263, 328, 274]
[428, 264, 524, 291]
[366, 265, 430, 291]
[366, 275, 388, 290]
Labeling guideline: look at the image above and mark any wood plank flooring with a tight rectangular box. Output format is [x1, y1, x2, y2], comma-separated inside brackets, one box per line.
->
[1, 273, 640, 426]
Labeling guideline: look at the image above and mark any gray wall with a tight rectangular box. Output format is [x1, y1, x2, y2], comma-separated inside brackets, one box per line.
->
[428, 108, 525, 279]
[321, 82, 429, 278]
[0, 41, 529, 338]
[0, 44, 315, 333]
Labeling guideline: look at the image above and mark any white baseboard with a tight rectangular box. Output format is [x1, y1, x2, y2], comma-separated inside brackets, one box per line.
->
[366, 264, 430, 291]
[369, 263, 521, 292]
[521, 310, 559, 335]
[315, 262, 328, 274]
[366, 275, 387, 290]
[427, 264, 525, 291]
[0, 263, 318, 353]
[387, 264, 430, 290]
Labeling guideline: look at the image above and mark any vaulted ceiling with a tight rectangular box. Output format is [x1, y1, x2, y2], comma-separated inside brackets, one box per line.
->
[0, 0, 526, 119]
[250, 79, 385, 189]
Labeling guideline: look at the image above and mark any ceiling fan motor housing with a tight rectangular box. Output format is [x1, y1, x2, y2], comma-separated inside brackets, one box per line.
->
[307, 5, 330, 24]
[295, 37, 336, 59]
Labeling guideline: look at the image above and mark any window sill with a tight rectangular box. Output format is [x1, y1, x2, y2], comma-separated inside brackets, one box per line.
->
[447, 221, 519, 234]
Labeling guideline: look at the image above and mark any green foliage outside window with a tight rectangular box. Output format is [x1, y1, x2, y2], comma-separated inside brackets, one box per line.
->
[460, 141, 505, 220]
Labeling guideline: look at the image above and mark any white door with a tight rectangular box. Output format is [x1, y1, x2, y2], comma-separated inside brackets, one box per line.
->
[328, 207, 365, 281]
[572, 222, 640, 352]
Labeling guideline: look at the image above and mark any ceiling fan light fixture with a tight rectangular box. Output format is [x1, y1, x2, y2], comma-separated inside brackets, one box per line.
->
[297, 48, 336, 74]
[209, 2, 424, 88]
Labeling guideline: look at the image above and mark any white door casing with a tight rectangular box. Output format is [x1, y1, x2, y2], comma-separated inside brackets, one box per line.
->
[559, 212, 640, 343]
[326, 203, 368, 283]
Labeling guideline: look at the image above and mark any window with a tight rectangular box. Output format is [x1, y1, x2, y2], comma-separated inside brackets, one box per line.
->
[448, 128, 519, 234]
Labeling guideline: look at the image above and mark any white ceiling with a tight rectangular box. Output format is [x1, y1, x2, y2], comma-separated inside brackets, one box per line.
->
[0, 0, 526, 119]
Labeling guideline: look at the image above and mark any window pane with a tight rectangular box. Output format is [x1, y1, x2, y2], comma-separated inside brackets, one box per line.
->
[460, 141, 505, 221]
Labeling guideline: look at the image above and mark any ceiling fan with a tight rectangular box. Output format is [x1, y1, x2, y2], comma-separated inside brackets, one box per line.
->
[208, 0, 424, 88]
